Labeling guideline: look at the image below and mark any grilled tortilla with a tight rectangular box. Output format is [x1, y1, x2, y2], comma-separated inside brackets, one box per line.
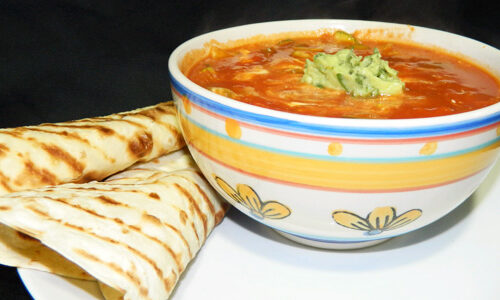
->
[0, 101, 185, 280]
[0, 101, 184, 195]
[0, 149, 227, 300]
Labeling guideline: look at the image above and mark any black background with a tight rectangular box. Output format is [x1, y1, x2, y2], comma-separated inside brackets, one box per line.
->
[0, 0, 499, 299]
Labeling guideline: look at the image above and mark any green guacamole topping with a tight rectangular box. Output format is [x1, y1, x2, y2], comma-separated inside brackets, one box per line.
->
[302, 48, 404, 97]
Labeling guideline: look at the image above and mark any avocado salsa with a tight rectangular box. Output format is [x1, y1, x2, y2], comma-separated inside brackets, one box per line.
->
[302, 48, 404, 97]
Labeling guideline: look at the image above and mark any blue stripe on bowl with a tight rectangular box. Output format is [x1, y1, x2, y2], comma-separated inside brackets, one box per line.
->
[182, 109, 500, 163]
[171, 77, 500, 138]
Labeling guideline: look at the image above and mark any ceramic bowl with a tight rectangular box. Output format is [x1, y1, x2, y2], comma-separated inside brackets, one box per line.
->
[168, 20, 500, 249]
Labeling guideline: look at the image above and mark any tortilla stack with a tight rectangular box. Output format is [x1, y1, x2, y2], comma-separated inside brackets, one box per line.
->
[0, 101, 184, 195]
[0, 149, 227, 300]
[0, 101, 186, 279]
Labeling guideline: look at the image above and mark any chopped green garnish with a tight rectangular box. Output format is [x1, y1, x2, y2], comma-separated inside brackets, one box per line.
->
[277, 39, 295, 46]
[201, 65, 216, 76]
[333, 30, 358, 45]
[333, 30, 371, 50]
[302, 48, 404, 97]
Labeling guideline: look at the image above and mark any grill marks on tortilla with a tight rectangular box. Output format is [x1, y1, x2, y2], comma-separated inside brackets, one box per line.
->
[167, 174, 221, 240]
[21, 127, 116, 163]
[19, 160, 58, 187]
[0, 146, 227, 299]
[41, 123, 130, 151]
[0, 102, 182, 195]
[40, 144, 85, 174]
[8, 137, 84, 186]
[165, 123, 185, 149]
[121, 105, 185, 150]
[73, 249, 151, 299]
[34, 183, 196, 260]
[60, 195, 184, 273]
[96, 195, 124, 206]
[104, 178, 203, 258]
[26, 205, 50, 221]
[128, 132, 153, 159]
[164, 270, 177, 294]
[172, 183, 205, 243]
[52, 118, 155, 160]
[162, 221, 193, 259]
[148, 192, 160, 200]
[122, 105, 173, 129]
[0, 130, 22, 139]
[40, 123, 121, 137]
[0, 170, 14, 193]
[179, 210, 188, 225]
[136, 110, 184, 148]
[0, 143, 9, 157]
[24, 128, 88, 143]
[25, 195, 183, 292]
[173, 174, 215, 221]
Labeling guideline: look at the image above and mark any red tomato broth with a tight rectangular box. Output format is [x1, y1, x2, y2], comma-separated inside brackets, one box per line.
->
[185, 33, 500, 119]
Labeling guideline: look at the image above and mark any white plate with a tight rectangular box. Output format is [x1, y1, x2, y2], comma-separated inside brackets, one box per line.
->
[19, 162, 500, 300]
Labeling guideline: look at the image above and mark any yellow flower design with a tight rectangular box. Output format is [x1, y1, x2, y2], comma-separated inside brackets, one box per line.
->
[332, 206, 422, 235]
[327, 142, 343, 156]
[181, 95, 192, 114]
[225, 118, 242, 139]
[214, 176, 291, 219]
[419, 142, 438, 155]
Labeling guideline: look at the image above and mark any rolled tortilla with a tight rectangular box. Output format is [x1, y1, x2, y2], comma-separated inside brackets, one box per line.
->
[0, 149, 227, 299]
[0, 101, 184, 195]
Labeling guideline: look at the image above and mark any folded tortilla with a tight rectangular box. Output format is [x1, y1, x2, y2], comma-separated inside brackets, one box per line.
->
[0, 101, 184, 195]
[0, 149, 227, 299]
[0, 101, 186, 281]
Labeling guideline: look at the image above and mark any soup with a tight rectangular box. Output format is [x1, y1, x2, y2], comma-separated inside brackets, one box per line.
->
[185, 31, 500, 119]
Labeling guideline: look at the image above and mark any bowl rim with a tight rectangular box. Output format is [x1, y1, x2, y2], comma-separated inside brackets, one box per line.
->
[168, 19, 500, 129]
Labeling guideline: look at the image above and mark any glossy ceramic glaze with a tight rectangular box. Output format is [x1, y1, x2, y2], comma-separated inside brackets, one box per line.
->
[168, 20, 500, 249]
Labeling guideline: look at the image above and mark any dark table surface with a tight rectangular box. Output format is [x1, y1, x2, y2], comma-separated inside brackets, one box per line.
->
[1, 0, 499, 299]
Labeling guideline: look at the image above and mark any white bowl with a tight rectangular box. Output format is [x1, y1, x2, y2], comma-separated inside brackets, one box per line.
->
[169, 20, 500, 249]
